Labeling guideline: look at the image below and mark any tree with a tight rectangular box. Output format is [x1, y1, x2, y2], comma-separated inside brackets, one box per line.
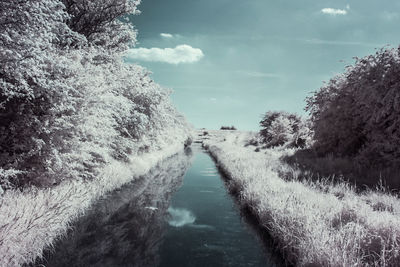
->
[0, 0, 85, 186]
[0, 0, 191, 188]
[61, 0, 140, 52]
[259, 111, 310, 148]
[306, 46, 400, 166]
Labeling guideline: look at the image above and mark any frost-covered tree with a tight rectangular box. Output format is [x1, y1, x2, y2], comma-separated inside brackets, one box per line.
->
[259, 111, 310, 148]
[0, 0, 85, 186]
[306, 46, 400, 166]
[0, 0, 191, 188]
[61, 0, 140, 51]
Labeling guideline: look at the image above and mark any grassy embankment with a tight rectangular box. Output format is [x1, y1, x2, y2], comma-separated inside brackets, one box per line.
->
[203, 130, 400, 266]
[0, 143, 189, 267]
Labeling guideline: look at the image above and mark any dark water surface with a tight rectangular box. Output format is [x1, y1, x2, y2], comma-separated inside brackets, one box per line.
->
[33, 145, 282, 267]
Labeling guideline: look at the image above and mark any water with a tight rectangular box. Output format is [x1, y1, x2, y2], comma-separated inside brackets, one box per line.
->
[33, 146, 283, 267]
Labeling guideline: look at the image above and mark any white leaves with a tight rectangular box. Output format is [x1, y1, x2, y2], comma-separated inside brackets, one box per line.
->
[260, 111, 311, 149]
[0, 0, 191, 186]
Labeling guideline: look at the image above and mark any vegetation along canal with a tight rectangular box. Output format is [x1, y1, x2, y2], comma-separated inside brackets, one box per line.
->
[32, 144, 283, 267]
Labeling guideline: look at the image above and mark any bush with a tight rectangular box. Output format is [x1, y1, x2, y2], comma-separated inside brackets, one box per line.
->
[259, 111, 311, 148]
[306, 46, 400, 166]
[220, 126, 237, 130]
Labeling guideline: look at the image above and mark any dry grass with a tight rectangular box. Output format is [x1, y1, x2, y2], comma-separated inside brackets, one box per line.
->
[203, 131, 400, 266]
[0, 143, 186, 267]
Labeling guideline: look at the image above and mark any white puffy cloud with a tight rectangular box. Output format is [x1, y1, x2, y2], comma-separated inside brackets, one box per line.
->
[125, 45, 204, 64]
[160, 33, 173, 38]
[167, 207, 195, 227]
[321, 8, 348, 15]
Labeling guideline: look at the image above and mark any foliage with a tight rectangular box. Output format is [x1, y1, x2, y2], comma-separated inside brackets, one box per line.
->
[259, 111, 310, 148]
[306, 46, 400, 166]
[61, 0, 140, 52]
[220, 126, 237, 130]
[0, 0, 190, 189]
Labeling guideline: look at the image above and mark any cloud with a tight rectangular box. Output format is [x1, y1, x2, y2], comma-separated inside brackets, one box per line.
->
[125, 45, 204, 64]
[321, 7, 348, 15]
[167, 207, 195, 227]
[160, 33, 173, 38]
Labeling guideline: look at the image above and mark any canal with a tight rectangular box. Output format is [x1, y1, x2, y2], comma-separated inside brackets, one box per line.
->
[33, 145, 282, 267]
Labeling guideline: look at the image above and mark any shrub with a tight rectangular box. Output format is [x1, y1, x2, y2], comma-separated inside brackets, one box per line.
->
[306, 46, 400, 166]
[220, 126, 237, 130]
[259, 111, 311, 148]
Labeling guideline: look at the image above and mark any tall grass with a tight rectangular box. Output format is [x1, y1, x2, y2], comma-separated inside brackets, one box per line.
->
[0, 143, 186, 266]
[203, 131, 400, 266]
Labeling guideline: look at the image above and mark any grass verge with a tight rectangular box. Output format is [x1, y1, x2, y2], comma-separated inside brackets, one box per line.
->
[203, 131, 400, 266]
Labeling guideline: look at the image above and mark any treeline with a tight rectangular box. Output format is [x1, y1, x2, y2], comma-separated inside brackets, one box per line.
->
[220, 126, 237, 130]
[258, 46, 400, 168]
[0, 0, 190, 190]
[306, 47, 400, 167]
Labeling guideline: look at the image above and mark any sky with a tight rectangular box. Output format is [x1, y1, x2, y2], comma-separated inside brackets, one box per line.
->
[126, 0, 400, 130]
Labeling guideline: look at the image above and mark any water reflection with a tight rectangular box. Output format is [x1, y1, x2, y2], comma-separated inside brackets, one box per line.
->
[167, 207, 196, 227]
[33, 149, 193, 267]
